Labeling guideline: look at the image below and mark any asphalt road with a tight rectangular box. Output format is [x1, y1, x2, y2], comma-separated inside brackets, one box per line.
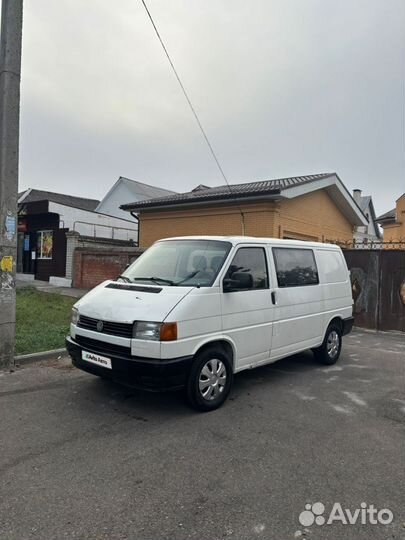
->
[0, 330, 404, 540]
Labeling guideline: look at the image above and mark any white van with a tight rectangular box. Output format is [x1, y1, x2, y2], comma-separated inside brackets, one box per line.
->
[66, 236, 354, 411]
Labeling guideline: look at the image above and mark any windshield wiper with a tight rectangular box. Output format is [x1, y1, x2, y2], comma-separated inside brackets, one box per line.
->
[132, 276, 176, 286]
[116, 275, 133, 283]
[175, 271, 199, 285]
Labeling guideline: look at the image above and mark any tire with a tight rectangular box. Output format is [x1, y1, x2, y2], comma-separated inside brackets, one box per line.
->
[314, 323, 342, 365]
[186, 348, 233, 412]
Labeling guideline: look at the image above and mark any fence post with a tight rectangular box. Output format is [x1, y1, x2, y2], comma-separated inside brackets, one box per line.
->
[375, 249, 383, 331]
[65, 231, 80, 281]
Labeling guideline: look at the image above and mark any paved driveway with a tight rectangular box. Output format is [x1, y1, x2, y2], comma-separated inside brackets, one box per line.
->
[0, 330, 404, 540]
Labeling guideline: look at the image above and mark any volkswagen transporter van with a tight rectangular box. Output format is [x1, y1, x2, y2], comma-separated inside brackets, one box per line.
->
[66, 236, 354, 411]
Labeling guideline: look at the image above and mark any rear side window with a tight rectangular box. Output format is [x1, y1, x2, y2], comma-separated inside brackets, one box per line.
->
[225, 247, 269, 290]
[317, 250, 347, 283]
[273, 248, 319, 287]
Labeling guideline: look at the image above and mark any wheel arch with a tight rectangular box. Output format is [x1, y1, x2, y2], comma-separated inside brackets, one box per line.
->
[192, 338, 236, 370]
[325, 316, 344, 333]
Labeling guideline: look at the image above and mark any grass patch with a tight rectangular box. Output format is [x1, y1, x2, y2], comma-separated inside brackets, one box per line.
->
[16, 288, 76, 355]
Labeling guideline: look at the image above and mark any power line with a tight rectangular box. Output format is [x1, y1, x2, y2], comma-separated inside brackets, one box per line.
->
[139, 0, 246, 234]
[140, 0, 228, 184]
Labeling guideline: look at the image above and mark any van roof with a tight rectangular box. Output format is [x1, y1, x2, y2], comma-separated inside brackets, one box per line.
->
[157, 235, 341, 249]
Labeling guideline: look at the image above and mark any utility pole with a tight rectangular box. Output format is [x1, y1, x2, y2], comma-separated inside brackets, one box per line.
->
[0, 0, 23, 368]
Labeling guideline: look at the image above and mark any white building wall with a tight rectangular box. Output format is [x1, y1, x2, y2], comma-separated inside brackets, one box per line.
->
[354, 202, 380, 242]
[49, 202, 138, 241]
[96, 182, 139, 221]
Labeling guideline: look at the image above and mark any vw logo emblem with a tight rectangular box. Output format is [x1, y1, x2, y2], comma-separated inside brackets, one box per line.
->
[96, 320, 104, 332]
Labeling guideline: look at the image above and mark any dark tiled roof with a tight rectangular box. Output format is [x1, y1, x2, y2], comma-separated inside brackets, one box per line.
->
[192, 184, 211, 192]
[19, 189, 100, 212]
[121, 173, 335, 211]
[376, 208, 396, 222]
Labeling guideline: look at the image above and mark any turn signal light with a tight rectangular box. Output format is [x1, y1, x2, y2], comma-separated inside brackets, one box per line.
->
[160, 322, 177, 341]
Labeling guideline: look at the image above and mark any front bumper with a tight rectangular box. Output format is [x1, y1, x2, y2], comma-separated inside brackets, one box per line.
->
[66, 336, 193, 391]
[342, 316, 355, 336]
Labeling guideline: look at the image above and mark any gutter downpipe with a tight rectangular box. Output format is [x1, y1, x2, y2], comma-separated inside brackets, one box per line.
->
[241, 211, 246, 236]
[130, 211, 140, 247]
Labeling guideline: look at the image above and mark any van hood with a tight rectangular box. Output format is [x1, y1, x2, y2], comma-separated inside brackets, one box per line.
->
[75, 281, 193, 323]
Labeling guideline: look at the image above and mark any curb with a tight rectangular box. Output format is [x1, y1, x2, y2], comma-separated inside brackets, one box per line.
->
[15, 348, 67, 366]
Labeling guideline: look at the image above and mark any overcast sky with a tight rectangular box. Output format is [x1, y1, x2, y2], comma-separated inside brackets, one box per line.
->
[20, 0, 404, 215]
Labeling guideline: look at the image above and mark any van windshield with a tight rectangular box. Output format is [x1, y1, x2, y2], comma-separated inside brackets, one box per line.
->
[121, 239, 232, 287]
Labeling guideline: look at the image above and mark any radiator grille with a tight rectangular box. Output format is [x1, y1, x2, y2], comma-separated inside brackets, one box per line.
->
[78, 315, 133, 338]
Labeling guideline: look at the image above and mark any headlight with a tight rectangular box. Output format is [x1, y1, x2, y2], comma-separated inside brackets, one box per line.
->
[133, 321, 177, 341]
[71, 307, 79, 325]
[133, 321, 161, 341]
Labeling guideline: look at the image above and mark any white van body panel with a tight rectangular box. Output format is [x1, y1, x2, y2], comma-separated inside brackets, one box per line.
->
[70, 236, 353, 376]
[316, 249, 352, 333]
[220, 287, 273, 369]
[74, 282, 193, 358]
[218, 242, 274, 370]
[161, 287, 223, 360]
[77, 282, 191, 324]
[268, 244, 352, 361]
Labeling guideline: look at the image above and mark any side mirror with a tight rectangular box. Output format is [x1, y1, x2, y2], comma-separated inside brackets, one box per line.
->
[223, 272, 253, 292]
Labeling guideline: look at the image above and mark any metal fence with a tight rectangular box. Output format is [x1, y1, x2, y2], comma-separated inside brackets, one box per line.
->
[343, 249, 405, 332]
[335, 239, 405, 250]
[73, 221, 138, 242]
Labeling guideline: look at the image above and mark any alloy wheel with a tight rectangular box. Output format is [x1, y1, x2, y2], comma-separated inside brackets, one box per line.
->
[198, 358, 227, 401]
[327, 330, 340, 358]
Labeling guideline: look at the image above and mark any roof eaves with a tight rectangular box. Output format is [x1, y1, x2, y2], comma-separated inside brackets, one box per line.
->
[120, 172, 337, 212]
[333, 173, 369, 222]
[17, 188, 32, 204]
[48, 200, 99, 212]
[365, 198, 382, 238]
[121, 189, 282, 212]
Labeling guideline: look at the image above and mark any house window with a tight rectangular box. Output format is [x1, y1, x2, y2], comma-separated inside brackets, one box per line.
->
[273, 248, 319, 287]
[37, 230, 53, 259]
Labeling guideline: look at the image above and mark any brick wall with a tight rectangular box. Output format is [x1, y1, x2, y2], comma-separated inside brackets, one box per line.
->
[66, 231, 137, 281]
[279, 190, 353, 242]
[139, 202, 279, 247]
[138, 191, 354, 247]
[381, 194, 405, 243]
[72, 247, 144, 289]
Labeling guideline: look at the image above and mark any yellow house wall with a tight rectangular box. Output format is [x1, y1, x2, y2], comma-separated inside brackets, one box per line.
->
[139, 202, 279, 247]
[381, 194, 405, 243]
[279, 190, 353, 242]
[138, 189, 354, 247]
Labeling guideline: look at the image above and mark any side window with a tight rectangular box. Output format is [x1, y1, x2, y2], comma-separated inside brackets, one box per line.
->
[273, 248, 319, 287]
[224, 247, 269, 290]
[317, 250, 347, 283]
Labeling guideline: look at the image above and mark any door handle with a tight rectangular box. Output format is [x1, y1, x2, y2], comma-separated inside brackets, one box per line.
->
[271, 291, 276, 305]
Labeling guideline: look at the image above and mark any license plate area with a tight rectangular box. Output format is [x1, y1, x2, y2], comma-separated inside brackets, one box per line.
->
[81, 350, 112, 369]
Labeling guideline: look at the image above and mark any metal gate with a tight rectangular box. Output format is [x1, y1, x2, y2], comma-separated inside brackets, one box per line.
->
[343, 249, 405, 332]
